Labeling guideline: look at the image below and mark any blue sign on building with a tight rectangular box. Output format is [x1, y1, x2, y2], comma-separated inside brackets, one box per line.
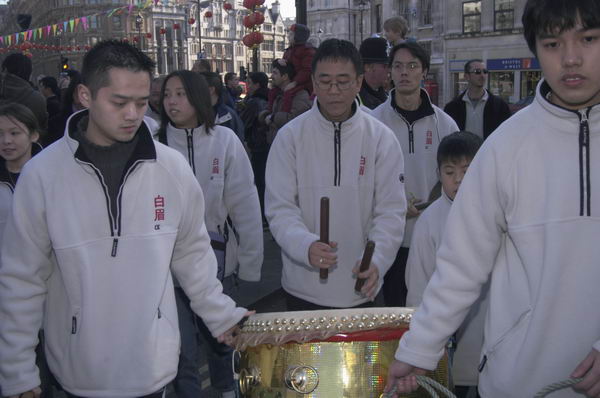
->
[487, 58, 540, 71]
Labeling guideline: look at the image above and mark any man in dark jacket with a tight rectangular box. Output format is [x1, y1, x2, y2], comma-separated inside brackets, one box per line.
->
[358, 37, 389, 109]
[201, 71, 245, 141]
[444, 59, 512, 139]
[0, 53, 48, 132]
[240, 72, 270, 222]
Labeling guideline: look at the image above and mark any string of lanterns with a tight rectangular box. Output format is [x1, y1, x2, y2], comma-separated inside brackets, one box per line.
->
[242, 0, 265, 48]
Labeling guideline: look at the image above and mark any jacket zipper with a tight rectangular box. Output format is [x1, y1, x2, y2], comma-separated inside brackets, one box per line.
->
[408, 124, 415, 153]
[332, 122, 342, 186]
[185, 128, 196, 175]
[579, 110, 591, 217]
[77, 159, 144, 257]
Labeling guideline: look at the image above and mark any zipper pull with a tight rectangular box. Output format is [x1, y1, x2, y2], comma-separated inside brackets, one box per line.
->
[580, 111, 590, 147]
[111, 238, 119, 257]
[71, 316, 77, 334]
[158, 307, 162, 319]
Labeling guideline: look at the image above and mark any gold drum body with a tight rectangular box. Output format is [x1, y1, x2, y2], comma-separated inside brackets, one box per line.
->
[234, 308, 449, 397]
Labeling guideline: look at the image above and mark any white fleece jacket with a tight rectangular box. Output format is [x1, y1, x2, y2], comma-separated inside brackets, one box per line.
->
[265, 101, 406, 308]
[372, 90, 458, 246]
[405, 191, 488, 387]
[0, 111, 247, 397]
[395, 80, 600, 397]
[160, 123, 263, 281]
[0, 182, 11, 252]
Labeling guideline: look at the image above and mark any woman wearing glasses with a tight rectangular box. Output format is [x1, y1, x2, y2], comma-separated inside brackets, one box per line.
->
[443, 59, 512, 140]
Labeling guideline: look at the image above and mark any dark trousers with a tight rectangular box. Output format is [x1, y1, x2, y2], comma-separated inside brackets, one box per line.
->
[455, 385, 481, 398]
[382, 247, 409, 307]
[284, 290, 375, 311]
[251, 149, 269, 222]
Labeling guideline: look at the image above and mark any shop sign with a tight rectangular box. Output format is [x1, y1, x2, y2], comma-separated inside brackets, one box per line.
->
[487, 57, 540, 71]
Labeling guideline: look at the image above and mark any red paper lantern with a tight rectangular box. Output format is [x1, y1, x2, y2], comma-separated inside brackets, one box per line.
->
[159, 27, 167, 34]
[253, 11, 265, 25]
[76, 46, 81, 51]
[255, 0, 265, 5]
[25, 52, 33, 58]
[188, 18, 195, 25]
[133, 37, 139, 42]
[173, 23, 180, 30]
[123, 38, 129, 43]
[243, 0, 255, 10]
[67, 46, 73, 51]
[204, 11, 213, 18]
[146, 32, 153, 39]
[84, 45, 91, 50]
[243, 15, 254, 28]
[242, 33, 254, 47]
[223, 2, 233, 10]
[251, 31, 264, 45]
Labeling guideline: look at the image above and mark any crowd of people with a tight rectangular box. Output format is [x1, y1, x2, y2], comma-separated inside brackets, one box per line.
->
[1, 0, 600, 397]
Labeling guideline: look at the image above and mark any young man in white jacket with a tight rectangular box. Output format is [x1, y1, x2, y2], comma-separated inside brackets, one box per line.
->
[372, 41, 458, 307]
[405, 131, 484, 398]
[0, 40, 248, 398]
[386, 1, 600, 397]
[265, 38, 406, 310]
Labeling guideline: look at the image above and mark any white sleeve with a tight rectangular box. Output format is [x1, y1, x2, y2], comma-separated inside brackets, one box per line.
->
[405, 212, 437, 307]
[395, 142, 507, 370]
[171, 160, 246, 337]
[223, 136, 264, 282]
[368, 128, 407, 282]
[265, 129, 319, 266]
[0, 167, 52, 396]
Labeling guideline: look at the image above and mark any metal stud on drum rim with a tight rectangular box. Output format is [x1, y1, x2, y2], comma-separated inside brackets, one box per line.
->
[284, 365, 319, 394]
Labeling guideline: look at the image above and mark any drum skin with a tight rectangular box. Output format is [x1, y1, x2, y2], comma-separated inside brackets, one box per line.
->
[235, 308, 449, 397]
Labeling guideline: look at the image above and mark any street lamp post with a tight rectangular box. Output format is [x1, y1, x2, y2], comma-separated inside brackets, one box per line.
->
[358, 0, 369, 43]
[271, 1, 280, 64]
[192, 0, 211, 60]
[135, 14, 144, 49]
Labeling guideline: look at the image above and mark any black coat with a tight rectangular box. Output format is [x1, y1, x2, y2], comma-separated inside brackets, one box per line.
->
[443, 90, 512, 139]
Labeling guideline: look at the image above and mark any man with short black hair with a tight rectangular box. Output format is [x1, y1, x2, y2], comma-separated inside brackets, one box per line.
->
[386, 1, 600, 396]
[0, 53, 48, 131]
[266, 39, 406, 311]
[372, 41, 458, 308]
[0, 40, 247, 398]
[444, 59, 512, 139]
[224, 72, 241, 103]
[358, 37, 389, 109]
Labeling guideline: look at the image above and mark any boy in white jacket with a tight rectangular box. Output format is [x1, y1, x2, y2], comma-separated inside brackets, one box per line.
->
[386, 1, 600, 397]
[265, 39, 406, 310]
[405, 131, 484, 398]
[0, 40, 248, 398]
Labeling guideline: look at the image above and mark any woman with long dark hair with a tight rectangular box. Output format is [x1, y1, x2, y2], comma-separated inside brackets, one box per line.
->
[157, 70, 263, 398]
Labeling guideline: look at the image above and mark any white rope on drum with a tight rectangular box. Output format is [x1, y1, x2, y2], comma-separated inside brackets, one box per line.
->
[381, 375, 457, 398]
[533, 378, 583, 398]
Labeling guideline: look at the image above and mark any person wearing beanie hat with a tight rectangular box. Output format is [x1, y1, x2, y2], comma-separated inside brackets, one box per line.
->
[358, 37, 390, 109]
[268, 24, 316, 114]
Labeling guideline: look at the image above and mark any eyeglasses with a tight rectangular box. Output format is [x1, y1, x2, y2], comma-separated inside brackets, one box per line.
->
[469, 69, 488, 75]
[314, 80, 356, 91]
[392, 62, 421, 72]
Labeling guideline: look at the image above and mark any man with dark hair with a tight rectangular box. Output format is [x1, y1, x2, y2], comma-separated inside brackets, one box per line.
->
[191, 58, 211, 73]
[224, 72, 241, 103]
[372, 41, 458, 308]
[266, 39, 406, 311]
[0, 53, 48, 131]
[260, 59, 311, 145]
[240, 71, 271, 222]
[444, 59, 512, 140]
[358, 37, 389, 109]
[386, 1, 600, 397]
[39, 76, 62, 119]
[0, 39, 248, 398]
[383, 16, 409, 47]
[200, 71, 245, 141]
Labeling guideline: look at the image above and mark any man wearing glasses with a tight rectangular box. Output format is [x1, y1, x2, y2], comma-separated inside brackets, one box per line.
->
[444, 59, 512, 140]
[265, 39, 406, 311]
[372, 42, 458, 307]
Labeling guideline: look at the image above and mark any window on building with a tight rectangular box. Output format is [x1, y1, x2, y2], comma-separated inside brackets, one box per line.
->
[463, 1, 481, 33]
[418, 40, 432, 56]
[264, 24, 272, 32]
[398, 0, 410, 21]
[309, 0, 314, 8]
[112, 16, 122, 30]
[277, 40, 285, 51]
[216, 44, 222, 57]
[494, 0, 514, 31]
[375, 4, 382, 32]
[420, 0, 432, 26]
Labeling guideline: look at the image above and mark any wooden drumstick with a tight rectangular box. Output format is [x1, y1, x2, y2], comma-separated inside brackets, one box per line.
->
[319, 197, 329, 280]
[354, 240, 376, 292]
